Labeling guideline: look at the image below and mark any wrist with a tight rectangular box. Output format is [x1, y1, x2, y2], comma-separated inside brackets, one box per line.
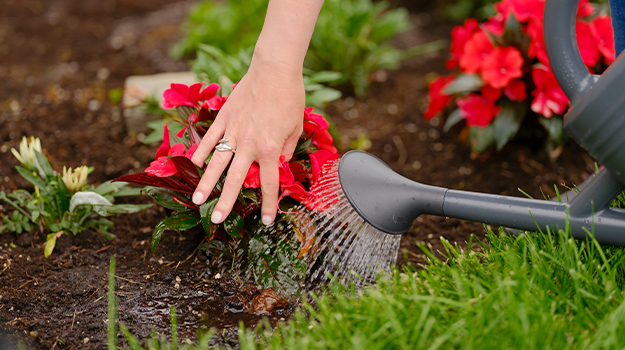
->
[251, 43, 304, 77]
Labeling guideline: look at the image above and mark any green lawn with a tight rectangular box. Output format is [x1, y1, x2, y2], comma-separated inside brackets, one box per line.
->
[237, 226, 625, 350]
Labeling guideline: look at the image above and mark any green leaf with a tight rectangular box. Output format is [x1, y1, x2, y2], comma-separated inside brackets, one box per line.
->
[151, 211, 201, 253]
[469, 125, 496, 154]
[144, 186, 188, 211]
[34, 150, 54, 179]
[105, 204, 152, 214]
[15, 166, 46, 190]
[306, 71, 344, 84]
[223, 211, 244, 238]
[306, 88, 342, 108]
[502, 12, 523, 46]
[69, 192, 113, 212]
[539, 115, 564, 145]
[240, 188, 258, 205]
[493, 102, 525, 151]
[94, 181, 130, 196]
[443, 109, 465, 133]
[294, 135, 314, 154]
[442, 74, 483, 95]
[44, 231, 63, 258]
[56, 174, 70, 214]
[199, 198, 218, 239]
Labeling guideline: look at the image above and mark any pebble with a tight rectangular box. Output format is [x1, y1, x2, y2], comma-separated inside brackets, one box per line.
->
[83, 337, 90, 344]
[175, 276, 181, 283]
[214, 273, 221, 279]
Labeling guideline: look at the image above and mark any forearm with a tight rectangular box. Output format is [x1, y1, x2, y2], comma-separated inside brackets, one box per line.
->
[252, 0, 325, 73]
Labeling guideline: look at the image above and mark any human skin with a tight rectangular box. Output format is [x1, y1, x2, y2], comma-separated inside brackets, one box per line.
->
[190, 0, 326, 226]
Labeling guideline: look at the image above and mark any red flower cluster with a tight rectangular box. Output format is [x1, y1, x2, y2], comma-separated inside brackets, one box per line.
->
[149, 82, 339, 211]
[424, 0, 615, 153]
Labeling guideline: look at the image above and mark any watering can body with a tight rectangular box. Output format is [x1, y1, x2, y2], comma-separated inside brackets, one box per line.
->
[544, 0, 625, 185]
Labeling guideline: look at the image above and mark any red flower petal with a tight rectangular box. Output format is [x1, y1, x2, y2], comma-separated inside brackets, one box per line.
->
[309, 150, 339, 185]
[576, 20, 601, 67]
[424, 75, 455, 120]
[162, 83, 193, 109]
[531, 66, 569, 118]
[504, 80, 527, 101]
[244, 163, 261, 189]
[207, 96, 227, 111]
[457, 93, 501, 127]
[591, 15, 615, 64]
[199, 83, 220, 101]
[481, 84, 502, 102]
[155, 122, 171, 159]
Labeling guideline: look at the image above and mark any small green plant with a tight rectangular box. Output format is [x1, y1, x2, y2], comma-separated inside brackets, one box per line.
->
[107, 257, 216, 350]
[0, 137, 152, 257]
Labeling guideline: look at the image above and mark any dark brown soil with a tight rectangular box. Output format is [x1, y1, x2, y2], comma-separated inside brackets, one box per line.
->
[0, 0, 593, 349]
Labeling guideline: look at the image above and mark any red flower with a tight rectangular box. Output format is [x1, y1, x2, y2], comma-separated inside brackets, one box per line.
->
[278, 156, 295, 185]
[162, 83, 220, 109]
[424, 75, 455, 120]
[448, 19, 480, 69]
[504, 80, 527, 101]
[531, 66, 569, 118]
[591, 15, 615, 64]
[527, 20, 550, 66]
[155, 122, 171, 159]
[146, 143, 198, 177]
[303, 107, 337, 153]
[507, 0, 544, 22]
[576, 20, 601, 67]
[481, 47, 524, 89]
[457, 93, 502, 127]
[459, 31, 494, 74]
[309, 150, 340, 185]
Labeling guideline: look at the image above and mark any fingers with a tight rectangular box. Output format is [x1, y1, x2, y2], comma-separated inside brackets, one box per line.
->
[191, 120, 225, 167]
[259, 157, 281, 226]
[280, 134, 300, 162]
[211, 153, 254, 224]
[192, 139, 235, 207]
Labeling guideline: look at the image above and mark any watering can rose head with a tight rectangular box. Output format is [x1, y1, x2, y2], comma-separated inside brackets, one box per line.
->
[424, 0, 615, 154]
[11, 136, 42, 172]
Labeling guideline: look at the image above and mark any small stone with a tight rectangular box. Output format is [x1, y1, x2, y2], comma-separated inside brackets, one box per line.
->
[214, 273, 221, 279]
[175, 276, 181, 283]
[83, 337, 90, 344]
[158, 259, 164, 264]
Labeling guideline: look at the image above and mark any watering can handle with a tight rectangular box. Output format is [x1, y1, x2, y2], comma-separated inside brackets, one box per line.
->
[544, 0, 599, 103]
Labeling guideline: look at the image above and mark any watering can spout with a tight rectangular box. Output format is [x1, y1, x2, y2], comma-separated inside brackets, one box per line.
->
[543, 0, 599, 103]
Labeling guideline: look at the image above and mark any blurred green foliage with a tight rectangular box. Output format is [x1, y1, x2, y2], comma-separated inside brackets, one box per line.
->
[173, 0, 443, 96]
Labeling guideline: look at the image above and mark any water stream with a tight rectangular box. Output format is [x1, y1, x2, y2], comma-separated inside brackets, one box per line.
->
[301, 159, 402, 290]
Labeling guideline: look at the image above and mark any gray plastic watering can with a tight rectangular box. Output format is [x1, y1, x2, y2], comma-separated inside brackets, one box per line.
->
[338, 0, 625, 244]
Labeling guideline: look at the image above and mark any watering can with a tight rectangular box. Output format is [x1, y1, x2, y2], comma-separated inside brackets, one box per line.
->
[338, 0, 625, 244]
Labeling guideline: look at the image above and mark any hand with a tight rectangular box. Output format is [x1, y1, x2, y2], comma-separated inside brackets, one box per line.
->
[190, 58, 305, 226]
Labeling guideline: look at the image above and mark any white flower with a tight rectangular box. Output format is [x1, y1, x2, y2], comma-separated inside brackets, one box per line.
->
[62, 166, 89, 192]
[11, 136, 42, 171]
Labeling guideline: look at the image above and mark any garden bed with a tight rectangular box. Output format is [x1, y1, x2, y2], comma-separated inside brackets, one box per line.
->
[0, 0, 595, 348]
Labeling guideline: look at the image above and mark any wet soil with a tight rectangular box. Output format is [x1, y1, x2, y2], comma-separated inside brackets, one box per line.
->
[0, 0, 593, 348]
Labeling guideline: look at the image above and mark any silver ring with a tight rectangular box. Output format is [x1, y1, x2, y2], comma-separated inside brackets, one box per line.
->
[216, 137, 236, 153]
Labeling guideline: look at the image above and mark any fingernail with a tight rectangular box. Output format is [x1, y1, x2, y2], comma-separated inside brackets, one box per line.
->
[192, 192, 204, 205]
[262, 215, 273, 226]
[211, 211, 223, 224]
